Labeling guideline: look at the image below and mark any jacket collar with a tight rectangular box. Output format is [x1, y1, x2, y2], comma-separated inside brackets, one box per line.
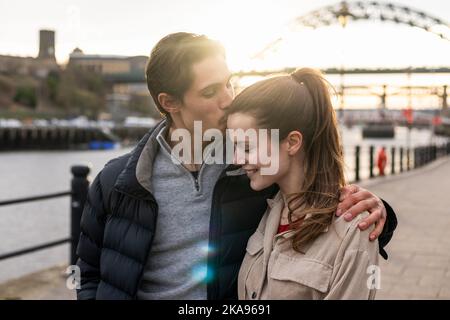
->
[114, 119, 167, 200]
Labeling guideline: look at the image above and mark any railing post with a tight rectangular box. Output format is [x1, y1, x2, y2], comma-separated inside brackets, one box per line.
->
[355, 145, 360, 182]
[419, 147, 427, 167]
[418, 147, 422, 168]
[70, 165, 90, 266]
[400, 147, 404, 173]
[429, 146, 433, 163]
[407, 148, 410, 171]
[391, 147, 396, 175]
[414, 147, 418, 168]
[425, 146, 428, 164]
[369, 145, 374, 179]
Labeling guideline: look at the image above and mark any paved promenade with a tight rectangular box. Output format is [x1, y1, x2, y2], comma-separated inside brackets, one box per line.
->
[0, 157, 449, 300]
[0, 264, 75, 300]
[361, 157, 450, 299]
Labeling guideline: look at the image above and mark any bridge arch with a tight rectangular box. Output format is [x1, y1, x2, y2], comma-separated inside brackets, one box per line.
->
[255, 1, 450, 58]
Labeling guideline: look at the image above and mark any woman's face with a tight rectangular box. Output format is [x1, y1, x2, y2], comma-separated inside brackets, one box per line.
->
[227, 112, 292, 191]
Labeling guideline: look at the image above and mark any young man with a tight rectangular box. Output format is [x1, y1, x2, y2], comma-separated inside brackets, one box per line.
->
[76, 33, 397, 300]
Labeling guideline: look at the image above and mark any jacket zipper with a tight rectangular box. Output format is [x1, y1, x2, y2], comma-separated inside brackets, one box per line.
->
[179, 163, 203, 192]
[194, 177, 200, 191]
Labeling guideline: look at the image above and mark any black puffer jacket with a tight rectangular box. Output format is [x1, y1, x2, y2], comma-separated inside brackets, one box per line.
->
[76, 122, 397, 300]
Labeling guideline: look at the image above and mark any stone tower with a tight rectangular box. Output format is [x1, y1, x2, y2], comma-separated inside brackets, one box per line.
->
[38, 29, 55, 60]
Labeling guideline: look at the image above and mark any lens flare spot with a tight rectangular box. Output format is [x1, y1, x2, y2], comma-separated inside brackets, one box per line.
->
[191, 264, 214, 283]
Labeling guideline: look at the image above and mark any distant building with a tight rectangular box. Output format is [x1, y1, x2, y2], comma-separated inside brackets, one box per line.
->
[0, 29, 157, 120]
[68, 49, 147, 83]
[68, 48, 155, 121]
[38, 30, 56, 60]
[0, 55, 35, 75]
[0, 29, 58, 78]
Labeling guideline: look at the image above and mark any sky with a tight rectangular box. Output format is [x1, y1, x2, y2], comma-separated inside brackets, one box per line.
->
[1, 0, 450, 71]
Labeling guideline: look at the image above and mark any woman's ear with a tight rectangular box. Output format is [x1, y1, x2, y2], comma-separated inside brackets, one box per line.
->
[286, 131, 303, 156]
[158, 93, 181, 115]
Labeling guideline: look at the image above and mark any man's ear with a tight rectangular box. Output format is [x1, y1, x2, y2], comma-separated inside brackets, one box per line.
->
[286, 131, 303, 156]
[158, 93, 181, 115]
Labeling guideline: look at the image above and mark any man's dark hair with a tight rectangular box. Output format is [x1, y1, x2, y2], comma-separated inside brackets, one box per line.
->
[145, 32, 225, 119]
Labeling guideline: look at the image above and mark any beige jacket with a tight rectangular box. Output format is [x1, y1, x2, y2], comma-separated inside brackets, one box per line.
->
[238, 191, 379, 300]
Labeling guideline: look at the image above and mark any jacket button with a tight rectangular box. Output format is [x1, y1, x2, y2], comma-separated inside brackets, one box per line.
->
[251, 292, 257, 299]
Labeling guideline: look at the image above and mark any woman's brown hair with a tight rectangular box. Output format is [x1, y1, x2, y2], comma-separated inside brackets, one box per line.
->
[224, 68, 346, 251]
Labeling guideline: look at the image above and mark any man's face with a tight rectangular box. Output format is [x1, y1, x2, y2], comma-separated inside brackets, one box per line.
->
[179, 54, 234, 133]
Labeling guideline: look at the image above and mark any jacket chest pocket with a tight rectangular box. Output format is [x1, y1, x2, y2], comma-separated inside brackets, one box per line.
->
[268, 254, 332, 299]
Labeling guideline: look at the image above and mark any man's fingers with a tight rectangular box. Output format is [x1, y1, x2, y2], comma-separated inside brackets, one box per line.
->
[337, 195, 356, 216]
[341, 199, 375, 221]
[339, 184, 360, 201]
[338, 187, 351, 202]
[369, 215, 386, 241]
[337, 184, 387, 241]
[357, 209, 382, 230]
[337, 189, 371, 216]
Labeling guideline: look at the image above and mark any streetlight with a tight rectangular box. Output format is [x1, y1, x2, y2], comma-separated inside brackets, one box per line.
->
[337, 1, 349, 122]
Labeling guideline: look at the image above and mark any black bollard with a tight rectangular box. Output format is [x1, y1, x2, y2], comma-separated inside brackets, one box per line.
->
[70, 165, 90, 266]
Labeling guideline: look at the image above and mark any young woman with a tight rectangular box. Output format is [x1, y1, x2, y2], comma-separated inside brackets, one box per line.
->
[225, 68, 379, 300]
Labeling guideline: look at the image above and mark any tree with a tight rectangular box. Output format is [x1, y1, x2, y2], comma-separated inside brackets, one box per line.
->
[14, 85, 37, 108]
[53, 66, 107, 118]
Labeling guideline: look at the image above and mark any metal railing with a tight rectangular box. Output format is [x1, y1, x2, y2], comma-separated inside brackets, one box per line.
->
[352, 142, 450, 182]
[0, 166, 90, 265]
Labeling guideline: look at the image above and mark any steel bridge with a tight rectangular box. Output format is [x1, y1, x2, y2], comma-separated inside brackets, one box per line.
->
[252, 1, 450, 60]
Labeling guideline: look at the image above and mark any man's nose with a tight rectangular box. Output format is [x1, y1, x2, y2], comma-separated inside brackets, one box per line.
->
[219, 88, 234, 110]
